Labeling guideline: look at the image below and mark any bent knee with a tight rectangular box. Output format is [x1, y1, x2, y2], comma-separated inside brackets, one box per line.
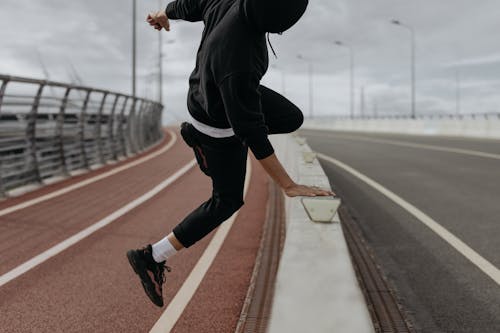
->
[293, 110, 304, 131]
[284, 109, 304, 133]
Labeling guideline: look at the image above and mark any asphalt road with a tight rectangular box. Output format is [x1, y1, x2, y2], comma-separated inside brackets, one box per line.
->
[300, 129, 500, 333]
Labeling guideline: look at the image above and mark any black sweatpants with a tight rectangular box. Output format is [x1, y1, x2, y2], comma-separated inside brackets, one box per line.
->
[173, 85, 304, 248]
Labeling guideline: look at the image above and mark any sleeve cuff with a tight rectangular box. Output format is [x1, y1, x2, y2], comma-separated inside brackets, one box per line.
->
[246, 135, 274, 160]
[165, 2, 178, 19]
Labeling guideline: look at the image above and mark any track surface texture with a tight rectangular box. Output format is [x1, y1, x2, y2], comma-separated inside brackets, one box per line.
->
[300, 129, 500, 333]
[0, 127, 270, 333]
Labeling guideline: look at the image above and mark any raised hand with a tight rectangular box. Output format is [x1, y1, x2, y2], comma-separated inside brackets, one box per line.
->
[147, 10, 170, 31]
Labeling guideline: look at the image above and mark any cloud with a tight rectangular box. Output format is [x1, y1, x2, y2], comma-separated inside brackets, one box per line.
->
[1, 0, 500, 124]
[445, 53, 500, 68]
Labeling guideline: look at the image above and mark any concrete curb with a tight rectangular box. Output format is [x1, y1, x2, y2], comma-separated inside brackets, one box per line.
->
[267, 134, 374, 333]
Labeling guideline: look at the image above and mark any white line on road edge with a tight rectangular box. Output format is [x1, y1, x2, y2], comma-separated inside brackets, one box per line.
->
[0, 130, 178, 218]
[0, 159, 197, 288]
[149, 158, 252, 333]
[318, 153, 500, 286]
[306, 132, 500, 160]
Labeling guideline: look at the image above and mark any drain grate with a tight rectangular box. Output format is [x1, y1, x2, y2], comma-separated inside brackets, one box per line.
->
[235, 182, 285, 333]
[339, 205, 416, 333]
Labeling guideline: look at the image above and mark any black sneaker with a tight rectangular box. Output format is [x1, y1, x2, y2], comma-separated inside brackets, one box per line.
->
[126, 244, 171, 307]
[180, 122, 210, 176]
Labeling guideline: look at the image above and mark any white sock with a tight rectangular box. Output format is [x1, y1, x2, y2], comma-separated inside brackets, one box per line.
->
[152, 236, 178, 263]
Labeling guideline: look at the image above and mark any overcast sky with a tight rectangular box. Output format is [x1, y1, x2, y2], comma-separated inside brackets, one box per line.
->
[1, 0, 500, 124]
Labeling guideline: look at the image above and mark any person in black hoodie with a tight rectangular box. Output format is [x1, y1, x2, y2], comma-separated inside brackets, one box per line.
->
[127, 0, 335, 307]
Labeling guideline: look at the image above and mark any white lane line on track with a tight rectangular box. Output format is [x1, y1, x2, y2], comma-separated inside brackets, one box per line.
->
[149, 158, 252, 333]
[0, 130, 178, 218]
[304, 131, 500, 160]
[318, 153, 500, 286]
[0, 159, 197, 288]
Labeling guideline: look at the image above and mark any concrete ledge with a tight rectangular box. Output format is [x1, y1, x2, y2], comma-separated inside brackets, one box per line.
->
[303, 117, 500, 139]
[268, 134, 373, 333]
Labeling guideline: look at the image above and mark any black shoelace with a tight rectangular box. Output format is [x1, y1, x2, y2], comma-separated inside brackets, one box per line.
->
[156, 262, 172, 284]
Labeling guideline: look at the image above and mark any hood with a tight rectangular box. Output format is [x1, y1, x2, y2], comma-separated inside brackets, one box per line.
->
[239, 0, 309, 33]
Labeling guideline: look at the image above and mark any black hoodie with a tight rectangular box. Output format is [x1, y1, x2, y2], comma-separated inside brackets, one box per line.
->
[166, 0, 308, 160]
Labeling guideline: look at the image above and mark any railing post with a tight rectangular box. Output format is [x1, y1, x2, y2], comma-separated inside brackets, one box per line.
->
[0, 77, 9, 115]
[136, 100, 146, 151]
[148, 103, 157, 145]
[79, 90, 91, 169]
[96, 92, 108, 164]
[56, 87, 72, 176]
[0, 158, 4, 198]
[127, 98, 138, 154]
[118, 96, 130, 157]
[107, 94, 120, 160]
[156, 104, 163, 140]
[27, 82, 45, 183]
[0, 78, 10, 196]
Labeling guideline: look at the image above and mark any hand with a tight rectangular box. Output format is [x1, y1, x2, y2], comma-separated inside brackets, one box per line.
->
[147, 10, 170, 31]
[284, 183, 336, 198]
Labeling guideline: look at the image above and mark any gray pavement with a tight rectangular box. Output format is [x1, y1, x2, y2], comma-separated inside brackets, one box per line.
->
[300, 129, 500, 333]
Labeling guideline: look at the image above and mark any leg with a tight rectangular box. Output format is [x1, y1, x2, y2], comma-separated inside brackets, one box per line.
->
[173, 132, 248, 248]
[126, 132, 247, 307]
[259, 85, 304, 135]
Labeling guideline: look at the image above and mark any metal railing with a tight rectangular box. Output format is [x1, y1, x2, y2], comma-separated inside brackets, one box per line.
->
[311, 111, 500, 121]
[0, 74, 164, 197]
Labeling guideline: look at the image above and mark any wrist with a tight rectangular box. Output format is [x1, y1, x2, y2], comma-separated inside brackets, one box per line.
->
[281, 180, 296, 190]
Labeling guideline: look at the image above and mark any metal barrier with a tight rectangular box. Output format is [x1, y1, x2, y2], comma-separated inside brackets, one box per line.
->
[0, 74, 164, 197]
[314, 111, 500, 121]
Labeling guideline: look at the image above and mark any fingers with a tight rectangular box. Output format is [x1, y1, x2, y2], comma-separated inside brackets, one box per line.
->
[284, 184, 336, 198]
[306, 186, 336, 197]
[315, 189, 335, 196]
[147, 12, 170, 31]
[147, 15, 157, 27]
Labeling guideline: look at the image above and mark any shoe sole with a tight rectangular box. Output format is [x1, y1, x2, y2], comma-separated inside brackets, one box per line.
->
[126, 250, 164, 307]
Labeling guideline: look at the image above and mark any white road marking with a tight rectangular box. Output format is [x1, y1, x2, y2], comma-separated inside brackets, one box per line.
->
[0, 159, 197, 287]
[0, 130, 178, 218]
[318, 153, 500, 286]
[149, 158, 252, 333]
[305, 131, 500, 160]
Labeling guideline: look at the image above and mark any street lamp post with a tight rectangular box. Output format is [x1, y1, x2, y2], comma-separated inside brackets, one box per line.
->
[132, 0, 137, 99]
[391, 19, 416, 119]
[297, 55, 314, 119]
[455, 67, 461, 116]
[334, 41, 354, 119]
[158, 0, 163, 105]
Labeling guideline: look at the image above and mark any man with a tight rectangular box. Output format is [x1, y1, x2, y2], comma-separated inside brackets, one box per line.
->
[127, 0, 334, 307]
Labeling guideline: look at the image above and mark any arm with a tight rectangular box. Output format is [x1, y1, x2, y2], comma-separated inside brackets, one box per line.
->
[147, 0, 204, 31]
[259, 154, 334, 197]
[165, 0, 204, 22]
[219, 73, 335, 197]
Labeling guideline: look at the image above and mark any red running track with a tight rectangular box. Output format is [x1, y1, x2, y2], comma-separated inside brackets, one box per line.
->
[0, 127, 269, 333]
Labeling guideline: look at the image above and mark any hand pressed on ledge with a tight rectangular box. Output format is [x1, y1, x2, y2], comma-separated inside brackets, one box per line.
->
[284, 183, 335, 198]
